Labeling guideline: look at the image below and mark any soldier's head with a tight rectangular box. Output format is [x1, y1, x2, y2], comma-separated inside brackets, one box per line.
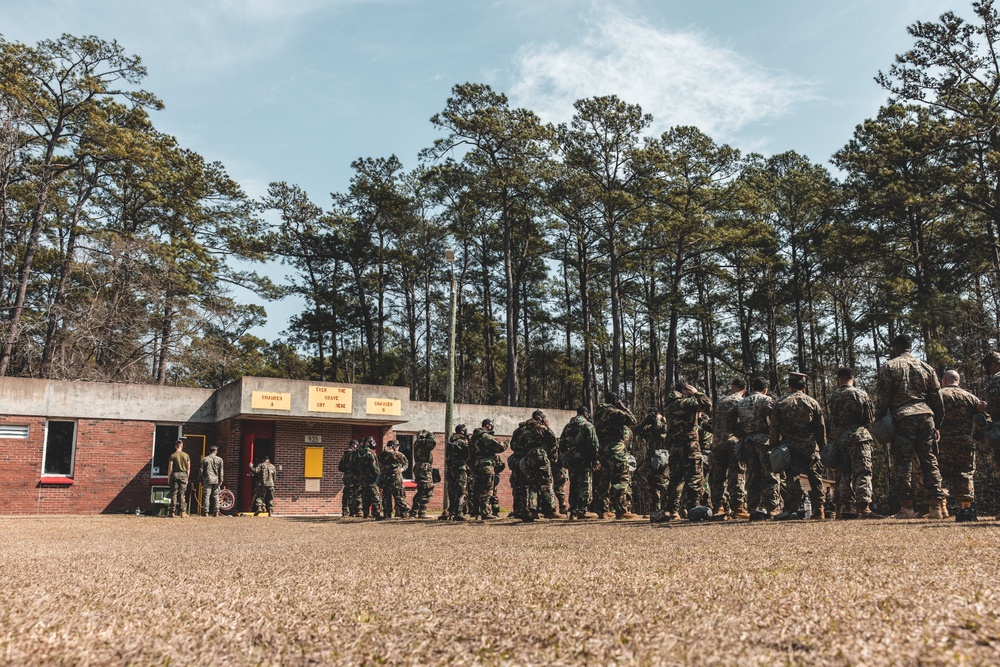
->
[455, 424, 467, 435]
[751, 377, 768, 394]
[209, 445, 219, 454]
[982, 351, 1000, 374]
[789, 372, 807, 391]
[942, 369, 961, 387]
[262, 454, 270, 462]
[835, 367, 855, 387]
[349, 439, 359, 449]
[174, 439, 184, 451]
[482, 418, 494, 431]
[605, 392, 620, 405]
[387, 439, 398, 449]
[890, 334, 912, 358]
[531, 409, 546, 424]
[367, 437, 377, 449]
[731, 378, 747, 395]
[577, 405, 590, 420]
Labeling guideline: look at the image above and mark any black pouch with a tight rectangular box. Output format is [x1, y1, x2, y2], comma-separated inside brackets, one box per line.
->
[431, 468, 442, 483]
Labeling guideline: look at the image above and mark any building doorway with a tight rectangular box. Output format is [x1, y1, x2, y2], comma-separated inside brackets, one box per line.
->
[239, 420, 275, 512]
[351, 424, 383, 452]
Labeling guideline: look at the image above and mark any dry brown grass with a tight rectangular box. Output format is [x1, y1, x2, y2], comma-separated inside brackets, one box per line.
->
[1, 515, 999, 666]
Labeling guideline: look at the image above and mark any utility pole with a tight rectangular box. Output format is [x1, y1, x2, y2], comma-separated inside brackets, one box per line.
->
[442, 248, 457, 515]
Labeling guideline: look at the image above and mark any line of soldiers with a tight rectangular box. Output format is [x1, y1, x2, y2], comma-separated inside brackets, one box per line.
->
[336, 334, 1000, 523]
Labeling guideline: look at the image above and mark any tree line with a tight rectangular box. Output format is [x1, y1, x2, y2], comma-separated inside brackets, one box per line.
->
[4, 2, 1000, 416]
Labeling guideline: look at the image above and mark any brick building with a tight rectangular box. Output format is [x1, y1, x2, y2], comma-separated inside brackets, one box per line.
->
[0, 376, 573, 515]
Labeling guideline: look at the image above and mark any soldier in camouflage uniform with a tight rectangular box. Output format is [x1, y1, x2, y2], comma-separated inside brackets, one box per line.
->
[408, 430, 437, 518]
[594, 393, 639, 519]
[827, 367, 881, 519]
[661, 383, 712, 520]
[377, 440, 410, 518]
[511, 410, 563, 521]
[939, 370, 981, 521]
[636, 408, 669, 515]
[874, 334, 946, 519]
[560, 406, 600, 520]
[508, 421, 529, 520]
[552, 457, 568, 515]
[710, 379, 748, 519]
[697, 413, 713, 507]
[250, 454, 277, 516]
[770, 372, 826, 520]
[339, 440, 360, 517]
[443, 424, 470, 521]
[737, 378, 777, 517]
[199, 444, 224, 517]
[470, 419, 507, 520]
[977, 352, 1000, 520]
[355, 438, 384, 520]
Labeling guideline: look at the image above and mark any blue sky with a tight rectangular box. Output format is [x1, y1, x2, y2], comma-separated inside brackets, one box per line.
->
[1, 0, 959, 339]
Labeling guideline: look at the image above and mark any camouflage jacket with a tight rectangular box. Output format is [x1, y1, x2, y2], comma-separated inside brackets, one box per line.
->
[983, 371, 1000, 423]
[470, 427, 506, 462]
[446, 433, 471, 469]
[826, 385, 875, 447]
[338, 448, 356, 475]
[559, 415, 599, 465]
[636, 413, 668, 450]
[253, 461, 277, 488]
[940, 385, 981, 445]
[874, 352, 944, 426]
[594, 403, 637, 459]
[377, 449, 407, 476]
[698, 414, 713, 448]
[354, 447, 380, 482]
[664, 390, 712, 448]
[413, 430, 436, 464]
[736, 391, 775, 438]
[511, 419, 558, 461]
[770, 390, 826, 449]
[712, 391, 744, 450]
[200, 454, 224, 485]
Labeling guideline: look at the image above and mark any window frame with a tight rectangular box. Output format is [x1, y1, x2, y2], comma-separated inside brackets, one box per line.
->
[41, 420, 77, 478]
[151, 423, 183, 478]
[394, 433, 415, 481]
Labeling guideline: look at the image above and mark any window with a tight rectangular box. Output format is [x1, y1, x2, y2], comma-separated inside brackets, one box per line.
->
[42, 421, 76, 476]
[152, 424, 181, 476]
[0, 424, 29, 439]
[396, 434, 414, 481]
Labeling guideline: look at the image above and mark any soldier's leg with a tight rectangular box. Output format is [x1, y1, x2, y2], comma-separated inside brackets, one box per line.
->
[553, 465, 568, 514]
[644, 467, 661, 514]
[897, 415, 944, 501]
[744, 445, 762, 511]
[709, 450, 728, 512]
[380, 485, 392, 518]
[591, 459, 610, 515]
[609, 458, 630, 516]
[727, 454, 747, 513]
[685, 449, 704, 509]
[757, 444, 781, 514]
[264, 487, 276, 514]
[664, 449, 686, 513]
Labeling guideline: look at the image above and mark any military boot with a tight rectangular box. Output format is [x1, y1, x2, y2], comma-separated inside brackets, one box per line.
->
[808, 493, 825, 520]
[714, 506, 728, 518]
[927, 498, 946, 520]
[734, 504, 751, 520]
[893, 499, 917, 519]
[543, 511, 566, 519]
[615, 511, 639, 520]
[855, 502, 884, 519]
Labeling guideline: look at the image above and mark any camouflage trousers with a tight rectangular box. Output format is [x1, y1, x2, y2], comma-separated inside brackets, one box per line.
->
[891, 414, 944, 501]
[784, 441, 824, 512]
[509, 454, 527, 516]
[644, 465, 670, 514]
[523, 447, 557, 515]
[470, 458, 497, 518]
[342, 473, 357, 516]
[937, 437, 975, 504]
[360, 478, 382, 517]
[552, 464, 568, 514]
[446, 464, 468, 518]
[708, 448, 746, 513]
[201, 483, 221, 515]
[834, 439, 874, 506]
[595, 453, 631, 515]
[410, 463, 434, 515]
[253, 485, 275, 513]
[379, 475, 410, 518]
[169, 472, 188, 515]
[567, 464, 593, 515]
[745, 435, 780, 513]
[665, 443, 702, 513]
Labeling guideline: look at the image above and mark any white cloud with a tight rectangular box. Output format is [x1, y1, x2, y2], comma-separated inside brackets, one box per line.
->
[508, 7, 814, 139]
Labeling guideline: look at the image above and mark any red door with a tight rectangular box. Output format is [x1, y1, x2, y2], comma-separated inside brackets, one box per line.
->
[239, 421, 275, 512]
[352, 425, 383, 452]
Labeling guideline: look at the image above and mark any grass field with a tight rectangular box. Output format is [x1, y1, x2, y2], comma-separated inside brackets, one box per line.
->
[2, 516, 999, 666]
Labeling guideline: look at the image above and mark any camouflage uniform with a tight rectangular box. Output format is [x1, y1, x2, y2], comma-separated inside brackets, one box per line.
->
[251, 459, 277, 514]
[874, 352, 945, 501]
[826, 385, 876, 508]
[663, 390, 712, 515]
[355, 446, 383, 519]
[979, 371, 1000, 491]
[377, 446, 410, 518]
[199, 451, 224, 516]
[560, 414, 600, 517]
[338, 445, 358, 516]
[939, 385, 980, 505]
[594, 402, 638, 516]
[552, 461, 568, 515]
[710, 391, 747, 515]
[409, 430, 437, 518]
[697, 414, 713, 506]
[636, 412, 669, 514]
[508, 424, 529, 519]
[512, 417, 559, 518]
[737, 391, 777, 513]
[445, 432, 470, 519]
[470, 427, 507, 519]
[770, 389, 826, 515]
[168, 449, 190, 517]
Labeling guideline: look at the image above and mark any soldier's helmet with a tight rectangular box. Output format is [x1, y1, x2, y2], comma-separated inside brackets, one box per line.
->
[455, 423, 467, 434]
[532, 409, 546, 421]
[481, 418, 493, 430]
[349, 439, 359, 448]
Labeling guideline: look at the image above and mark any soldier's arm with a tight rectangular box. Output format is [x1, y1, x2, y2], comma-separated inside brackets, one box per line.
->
[220, 458, 224, 485]
[167, 459, 173, 477]
[873, 366, 890, 420]
[812, 404, 827, 448]
[859, 391, 876, 426]
[926, 367, 944, 428]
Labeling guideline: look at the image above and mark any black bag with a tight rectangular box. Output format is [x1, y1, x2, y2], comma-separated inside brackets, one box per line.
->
[431, 468, 441, 484]
[820, 440, 839, 469]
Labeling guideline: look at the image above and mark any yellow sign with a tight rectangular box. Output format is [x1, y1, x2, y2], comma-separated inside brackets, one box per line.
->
[304, 447, 323, 478]
[250, 391, 291, 410]
[308, 386, 353, 413]
[366, 398, 401, 416]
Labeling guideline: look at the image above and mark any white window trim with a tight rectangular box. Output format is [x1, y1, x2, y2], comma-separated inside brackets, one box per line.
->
[151, 423, 183, 477]
[41, 419, 77, 478]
